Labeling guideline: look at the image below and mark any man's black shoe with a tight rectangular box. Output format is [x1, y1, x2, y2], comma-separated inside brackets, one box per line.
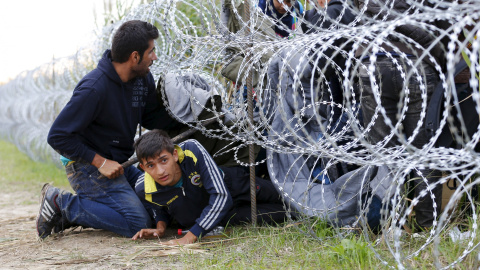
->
[53, 215, 76, 234]
[36, 183, 61, 239]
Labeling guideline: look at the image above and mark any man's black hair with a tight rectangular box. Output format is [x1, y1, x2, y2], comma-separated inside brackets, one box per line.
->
[134, 129, 175, 164]
[111, 20, 159, 63]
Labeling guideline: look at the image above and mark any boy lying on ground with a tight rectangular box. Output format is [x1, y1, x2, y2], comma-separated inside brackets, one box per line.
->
[132, 129, 288, 245]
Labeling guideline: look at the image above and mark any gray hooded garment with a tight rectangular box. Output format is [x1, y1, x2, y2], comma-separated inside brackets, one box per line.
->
[163, 72, 221, 123]
[161, 72, 258, 167]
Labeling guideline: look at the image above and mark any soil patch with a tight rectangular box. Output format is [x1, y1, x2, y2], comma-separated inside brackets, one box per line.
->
[0, 189, 202, 269]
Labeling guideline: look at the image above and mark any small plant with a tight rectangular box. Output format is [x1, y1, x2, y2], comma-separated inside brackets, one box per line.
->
[330, 237, 375, 267]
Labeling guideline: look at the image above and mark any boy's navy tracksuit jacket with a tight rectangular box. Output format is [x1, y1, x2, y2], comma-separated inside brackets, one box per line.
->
[135, 140, 284, 237]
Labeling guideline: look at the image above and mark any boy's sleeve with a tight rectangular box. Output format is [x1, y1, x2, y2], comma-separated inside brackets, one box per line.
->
[186, 141, 233, 237]
[140, 197, 172, 226]
[135, 174, 172, 226]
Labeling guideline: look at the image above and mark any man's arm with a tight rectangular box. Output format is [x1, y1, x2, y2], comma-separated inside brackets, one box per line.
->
[47, 87, 99, 163]
[47, 85, 124, 179]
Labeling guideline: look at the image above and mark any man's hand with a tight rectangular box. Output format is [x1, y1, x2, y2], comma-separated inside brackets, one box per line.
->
[92, 154, 124, 179]
[132, 228, 165, 240]
[98, 159, 124, 179]
[163, 231, 198, 246]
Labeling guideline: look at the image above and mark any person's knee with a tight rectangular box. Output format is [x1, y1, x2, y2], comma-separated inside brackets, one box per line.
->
[126, 209, 152, 236]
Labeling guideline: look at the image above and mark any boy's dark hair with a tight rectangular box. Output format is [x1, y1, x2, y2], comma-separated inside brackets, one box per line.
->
[111, 20, 159, 63]
[134, 129, 175, 164]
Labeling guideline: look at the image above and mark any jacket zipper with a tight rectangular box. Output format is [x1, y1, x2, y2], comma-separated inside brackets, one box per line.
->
[181, 186, 185, 196]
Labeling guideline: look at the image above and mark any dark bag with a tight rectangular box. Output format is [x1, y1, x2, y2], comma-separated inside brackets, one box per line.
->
[425, 59, 480, 150]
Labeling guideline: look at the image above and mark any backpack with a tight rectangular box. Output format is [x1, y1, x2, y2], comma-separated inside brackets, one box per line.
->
[425, 59, 480, 150]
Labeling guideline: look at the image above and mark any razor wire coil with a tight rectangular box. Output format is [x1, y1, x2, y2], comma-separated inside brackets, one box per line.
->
[1, 0, 480, 268]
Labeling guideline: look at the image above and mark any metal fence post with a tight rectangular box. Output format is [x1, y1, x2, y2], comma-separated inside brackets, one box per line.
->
[243, 0, 257, 225]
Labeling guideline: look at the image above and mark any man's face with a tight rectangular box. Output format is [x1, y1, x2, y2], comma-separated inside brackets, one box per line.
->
[132, 39, 158, 77]
[273, 0, 293, 14]
[139, 149, 181, 187]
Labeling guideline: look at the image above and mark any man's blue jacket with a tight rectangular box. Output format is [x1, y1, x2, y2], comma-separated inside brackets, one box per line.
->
[47, 50, 175, 164]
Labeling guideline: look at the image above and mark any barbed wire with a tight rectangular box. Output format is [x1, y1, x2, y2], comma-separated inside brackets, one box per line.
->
[1, 0, 480, 267]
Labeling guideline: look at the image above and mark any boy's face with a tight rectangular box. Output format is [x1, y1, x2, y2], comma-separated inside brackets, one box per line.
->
[139, 149, 181, 187]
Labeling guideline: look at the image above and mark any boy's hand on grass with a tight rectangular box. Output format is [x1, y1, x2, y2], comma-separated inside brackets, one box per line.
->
[163, 231, 197, 246]
[132, 228, 165, 240]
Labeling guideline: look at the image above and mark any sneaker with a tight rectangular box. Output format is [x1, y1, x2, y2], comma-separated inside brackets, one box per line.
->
[53, 215, 74, 234]
[36, 183, 61, 239]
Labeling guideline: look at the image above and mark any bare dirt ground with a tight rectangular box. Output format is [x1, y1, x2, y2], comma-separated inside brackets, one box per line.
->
[0, 189, 206, 269]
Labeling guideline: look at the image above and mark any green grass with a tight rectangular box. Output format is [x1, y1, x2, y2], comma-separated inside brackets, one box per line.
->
[156, 212, 480, 269]
[2, 138, 480, 268]
[0, 139, 70, 193]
